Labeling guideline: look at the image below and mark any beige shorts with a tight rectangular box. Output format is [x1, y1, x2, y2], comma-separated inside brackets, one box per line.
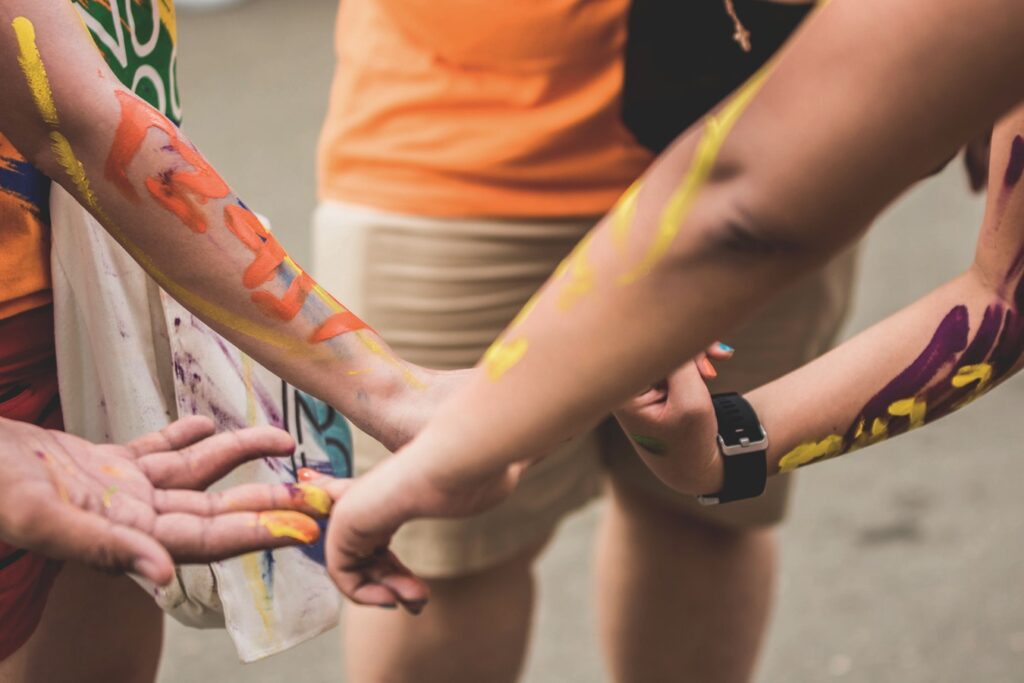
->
[312, 200, 858, 578]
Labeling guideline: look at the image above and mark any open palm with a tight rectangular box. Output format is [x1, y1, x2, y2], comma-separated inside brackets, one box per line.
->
[0, 416, 326, 585]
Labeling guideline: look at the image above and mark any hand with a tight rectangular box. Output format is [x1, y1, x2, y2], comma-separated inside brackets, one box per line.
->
[612, 343, 734, 495]
[0, 416, 328, 585]
[314, 443, 530, 615]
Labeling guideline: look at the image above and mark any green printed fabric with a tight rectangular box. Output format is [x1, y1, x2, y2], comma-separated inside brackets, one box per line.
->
[75, 0, 182, 124]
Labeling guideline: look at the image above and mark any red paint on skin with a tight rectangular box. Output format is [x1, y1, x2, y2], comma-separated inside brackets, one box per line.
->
[106, 91, 230, 233]
[223, 205, 287, 288]
[310, 311, 370, 343]
[297, 468, 318, 482]
[252, 273, 315, 322]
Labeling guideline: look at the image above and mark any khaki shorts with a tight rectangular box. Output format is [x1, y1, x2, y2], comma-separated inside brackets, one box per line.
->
[312, 200, 858, 578]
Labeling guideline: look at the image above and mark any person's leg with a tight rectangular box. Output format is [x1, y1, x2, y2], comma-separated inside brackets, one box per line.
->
[0, 562, 163, 683]
[312, 202, 605, 683]
[344, 538, 547, 683]
[596, 247, 859, 683]
[596, 449, 782, 683]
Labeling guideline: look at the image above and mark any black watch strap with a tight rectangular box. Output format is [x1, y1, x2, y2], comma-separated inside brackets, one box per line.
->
[697, 393, 768, 505]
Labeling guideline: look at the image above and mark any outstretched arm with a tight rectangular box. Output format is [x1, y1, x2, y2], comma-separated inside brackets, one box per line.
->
[323, 0, 1024, 609]
[617, 106, 1024, 494]
[0, 1, 453, 450]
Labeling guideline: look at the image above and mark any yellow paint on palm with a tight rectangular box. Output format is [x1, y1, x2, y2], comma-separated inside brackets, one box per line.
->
[619, 65, 773, 284]
[777, 434, 844, 473]
[12, 17, 59, 125]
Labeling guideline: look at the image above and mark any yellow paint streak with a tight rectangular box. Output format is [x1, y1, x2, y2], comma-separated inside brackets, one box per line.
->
[611, 180, 642, 252]
[887, 396, 927, 430]
[257, 511, 318, 543]
[50, 132, 104, 214]
[12, 17, 59, 125]
[952, 363, 993, 392]
[482, 291, 540, 381]
[38, 452, 71, 503]
[619, 65, 772, 284]
[241, 552, 274, 633]
[555, 233, 595, 311]
[241, 353, 258, 427]
[158, 0, 178, 46]
[101, 485, 118, 508]
[355, 330, 425, 390]
[777, 434, 844, 473]
[295, 483, 332, 515]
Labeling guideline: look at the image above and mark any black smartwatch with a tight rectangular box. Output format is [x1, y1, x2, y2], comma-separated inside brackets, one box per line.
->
[697, 393, 768, 505]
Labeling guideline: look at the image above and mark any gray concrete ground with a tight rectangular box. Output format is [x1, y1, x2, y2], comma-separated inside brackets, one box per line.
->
[157, 1, 1024, 681]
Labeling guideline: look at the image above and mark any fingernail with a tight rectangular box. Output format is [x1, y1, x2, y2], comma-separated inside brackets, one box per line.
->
[403, 599, 427, 616]
[717, 343, 734, 353]
[700, 357, 718, 378]
[297, 467, 318, 482]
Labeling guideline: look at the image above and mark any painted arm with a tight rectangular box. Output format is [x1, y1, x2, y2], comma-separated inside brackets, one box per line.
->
[322, 0, 1024, 609]
[614, 107, 1024, 494]
[0, 1, 457, 450]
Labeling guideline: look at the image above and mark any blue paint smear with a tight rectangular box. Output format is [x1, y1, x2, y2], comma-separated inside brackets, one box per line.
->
[0, 155, 51, 223]
[293, 390, 353, 566]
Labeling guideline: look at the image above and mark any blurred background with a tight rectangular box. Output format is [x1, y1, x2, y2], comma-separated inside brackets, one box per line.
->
[158, 1, 1024, 681]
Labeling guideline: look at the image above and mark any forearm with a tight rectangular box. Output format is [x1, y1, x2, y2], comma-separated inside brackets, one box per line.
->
[395, 0, 1024, 487]
[0, 3, 419, 440]
[749, 270, 1022, 475]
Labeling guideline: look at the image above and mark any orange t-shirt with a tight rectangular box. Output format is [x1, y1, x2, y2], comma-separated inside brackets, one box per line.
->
[0, 134, 52, 321]
[317, 0, 654, 218]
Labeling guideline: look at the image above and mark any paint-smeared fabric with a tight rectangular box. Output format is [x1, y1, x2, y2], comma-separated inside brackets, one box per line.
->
[0, 305, 63, 662]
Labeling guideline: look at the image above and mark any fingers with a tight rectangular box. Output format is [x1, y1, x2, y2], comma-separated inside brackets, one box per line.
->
[151, 480, 334, 517]
[330, 543, 430, 614]
[152, 510, 320, 564]
[24, 499, 175, 585]
[125, 416, 216, 457]
[138, 426, 296, 490]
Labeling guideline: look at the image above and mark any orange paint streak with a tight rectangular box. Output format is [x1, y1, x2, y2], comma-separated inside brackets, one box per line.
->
[257, 511, 319, 544]
[310, 311, 370, 343]
[252, 273, 315, 322]
[100, 464, 126, 479]
[223, 205, 287, 287]
[106, 90, 229, 233]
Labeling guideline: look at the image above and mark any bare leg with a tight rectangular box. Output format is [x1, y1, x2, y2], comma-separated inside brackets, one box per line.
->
[0, 561, 163, 683]
[597, 474, 776, 683]
[343, 540, 547, 683]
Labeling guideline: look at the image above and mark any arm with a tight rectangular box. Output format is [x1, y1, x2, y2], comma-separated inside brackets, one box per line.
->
[616, 106, 1024, 494]
[324, 0, 1024, 607]
[0, 2, 454, 449]
[0, 416, 329, 585]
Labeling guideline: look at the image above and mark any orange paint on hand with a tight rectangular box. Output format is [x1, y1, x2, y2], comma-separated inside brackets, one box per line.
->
[106, 90, 230, 232]
[699, 357, 718, 379]
[257, 511, 319, 544]
[100, 464, 126, 479]
[311, 311, 370, 343]
[297, 467, 319, 482]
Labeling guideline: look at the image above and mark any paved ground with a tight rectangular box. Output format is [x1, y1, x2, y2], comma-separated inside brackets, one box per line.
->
[157, 1, 1024, 681]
